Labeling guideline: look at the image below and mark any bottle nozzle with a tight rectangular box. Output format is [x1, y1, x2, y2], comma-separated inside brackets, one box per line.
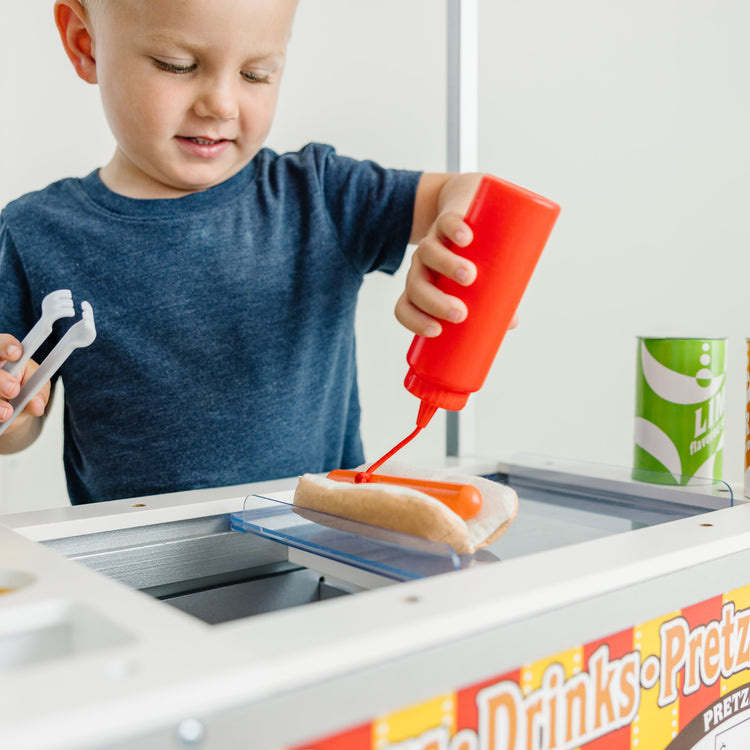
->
[417, 401, 438, 429]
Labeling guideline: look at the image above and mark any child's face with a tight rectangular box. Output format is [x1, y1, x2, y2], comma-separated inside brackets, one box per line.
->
[89, 0, 297, 198]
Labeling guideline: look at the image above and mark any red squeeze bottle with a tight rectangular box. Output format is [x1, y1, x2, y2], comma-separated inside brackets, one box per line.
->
[406, 175, 560, 429]
[328, 175, 559, 511]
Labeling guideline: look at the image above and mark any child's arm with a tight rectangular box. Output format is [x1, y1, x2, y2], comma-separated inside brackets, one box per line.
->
[0, 335, 51, 453]
[397, 172, 518, 337]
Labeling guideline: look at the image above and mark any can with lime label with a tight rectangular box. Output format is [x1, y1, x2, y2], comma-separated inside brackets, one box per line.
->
[633, 337, 726, 485]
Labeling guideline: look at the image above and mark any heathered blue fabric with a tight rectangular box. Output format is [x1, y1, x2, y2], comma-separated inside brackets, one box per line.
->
[0, 144, 421, 504]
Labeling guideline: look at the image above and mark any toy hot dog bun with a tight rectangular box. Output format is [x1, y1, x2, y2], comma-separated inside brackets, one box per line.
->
[294, 461, 518, 555]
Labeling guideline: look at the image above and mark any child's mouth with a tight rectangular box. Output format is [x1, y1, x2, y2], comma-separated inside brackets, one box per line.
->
[176, 135, 232, 158]
[188, 137, 225, 146]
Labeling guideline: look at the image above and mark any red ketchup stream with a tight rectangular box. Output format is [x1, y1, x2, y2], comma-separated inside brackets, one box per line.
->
[327, 405, 484, 520]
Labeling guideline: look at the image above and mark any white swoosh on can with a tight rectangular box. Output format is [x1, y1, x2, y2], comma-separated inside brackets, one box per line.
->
[641, 341, 724, 405]
[634, 417, 682, 483]
[687, 452, 717, 485]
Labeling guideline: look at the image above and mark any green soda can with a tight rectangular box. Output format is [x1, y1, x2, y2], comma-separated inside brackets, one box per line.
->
[633, 337, 726, 485]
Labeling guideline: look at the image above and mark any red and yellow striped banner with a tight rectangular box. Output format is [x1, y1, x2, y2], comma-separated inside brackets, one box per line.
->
[290, 585, 750, 750]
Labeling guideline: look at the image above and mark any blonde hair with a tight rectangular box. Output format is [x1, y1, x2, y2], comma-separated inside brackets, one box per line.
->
[79, 0, 103, 23]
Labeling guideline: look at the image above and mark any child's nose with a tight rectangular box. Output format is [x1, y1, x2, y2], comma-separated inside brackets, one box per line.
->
[193, 80, 239, 120]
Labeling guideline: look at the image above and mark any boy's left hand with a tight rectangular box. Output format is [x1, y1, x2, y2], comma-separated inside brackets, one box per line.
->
[394, 211, 477, 338]
[396, 173, 519, 339]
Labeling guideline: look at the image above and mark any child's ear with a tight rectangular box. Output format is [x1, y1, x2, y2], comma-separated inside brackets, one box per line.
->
[54, 0, 98, 84]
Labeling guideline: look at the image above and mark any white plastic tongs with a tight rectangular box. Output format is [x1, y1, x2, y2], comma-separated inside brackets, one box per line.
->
[0, 289, 96, 436]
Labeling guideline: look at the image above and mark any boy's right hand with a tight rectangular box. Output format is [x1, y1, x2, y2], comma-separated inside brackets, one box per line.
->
[0, 335, 50, 434]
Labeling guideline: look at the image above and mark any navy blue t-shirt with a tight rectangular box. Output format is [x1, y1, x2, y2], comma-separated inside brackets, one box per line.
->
[0, 144, 421, 504]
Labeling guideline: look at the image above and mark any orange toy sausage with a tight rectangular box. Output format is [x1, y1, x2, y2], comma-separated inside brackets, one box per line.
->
[326, 469, 483, 521]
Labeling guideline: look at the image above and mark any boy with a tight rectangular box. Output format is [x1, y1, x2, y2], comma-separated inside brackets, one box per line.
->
[0, 0, 488, 504]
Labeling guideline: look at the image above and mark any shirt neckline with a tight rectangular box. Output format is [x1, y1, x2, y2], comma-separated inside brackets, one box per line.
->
[77, 156, 259, 218]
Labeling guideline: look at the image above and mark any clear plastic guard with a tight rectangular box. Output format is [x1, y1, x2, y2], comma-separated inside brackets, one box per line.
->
[229, 495, 494, 581]
[630, 465, 734, 499]
[485, 455, 735, 562]
[229, 460, 736, 581]
[505, 453, 734, 509]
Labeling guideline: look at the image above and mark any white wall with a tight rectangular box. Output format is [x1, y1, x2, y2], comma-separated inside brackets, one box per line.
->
[1, 1, 748, 513]
[473, 0, 750, 479]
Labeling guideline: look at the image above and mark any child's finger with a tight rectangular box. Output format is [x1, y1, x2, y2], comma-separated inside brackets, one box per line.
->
[415, 234, 477, 287]
[0, 373, 20, 406]
[407, 281, 467, 325]
[18, 362, 51, 416]
[394, 293, 442, 338]
[23, 395, 48, 418]
[404, 252, 468, 323]
[0, 341, 21, 415]
[0, 334, 22, 365]
[436, 212, 474, 248]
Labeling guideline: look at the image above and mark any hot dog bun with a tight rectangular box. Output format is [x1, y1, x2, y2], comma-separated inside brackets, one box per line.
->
[294, 461, 518, 555]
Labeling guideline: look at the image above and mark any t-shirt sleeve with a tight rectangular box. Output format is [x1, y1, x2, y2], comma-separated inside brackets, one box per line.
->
[0, 214, 37, 341]
[309, 144, 422, 276]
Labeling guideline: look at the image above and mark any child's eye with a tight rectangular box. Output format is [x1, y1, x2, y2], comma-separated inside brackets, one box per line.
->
[241, 70, 271, 84]
[151, 58, 197, 75]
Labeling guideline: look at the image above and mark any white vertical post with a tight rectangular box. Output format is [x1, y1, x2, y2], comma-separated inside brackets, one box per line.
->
[446, 0, 478, 458]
